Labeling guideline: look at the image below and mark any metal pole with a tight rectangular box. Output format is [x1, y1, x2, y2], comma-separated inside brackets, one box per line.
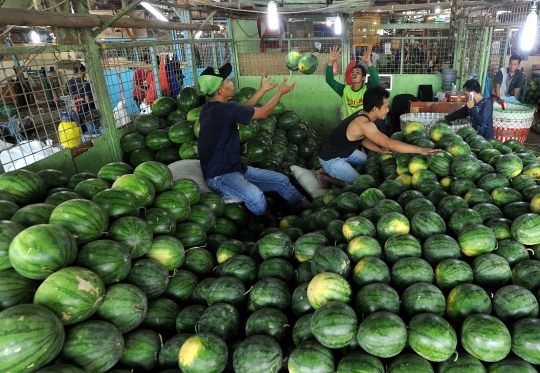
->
[93, 0, 144, 37]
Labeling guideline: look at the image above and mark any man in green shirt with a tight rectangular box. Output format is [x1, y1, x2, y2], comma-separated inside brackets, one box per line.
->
[326, 45, 381, 119]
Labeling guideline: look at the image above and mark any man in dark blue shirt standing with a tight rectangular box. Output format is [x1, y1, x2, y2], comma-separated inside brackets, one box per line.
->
[197, 63, 311, 226]
[445, 79, 494, 139]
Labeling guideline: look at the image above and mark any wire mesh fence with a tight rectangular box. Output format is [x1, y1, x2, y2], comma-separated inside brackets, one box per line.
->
[0, 43, 106, 171]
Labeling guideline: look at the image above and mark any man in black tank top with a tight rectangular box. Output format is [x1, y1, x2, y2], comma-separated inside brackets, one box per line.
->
[318, 86, 440, 188]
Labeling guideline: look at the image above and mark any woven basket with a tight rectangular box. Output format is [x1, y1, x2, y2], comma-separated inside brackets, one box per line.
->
[400, 112, 471, 133]
[492, 101, 535, 143]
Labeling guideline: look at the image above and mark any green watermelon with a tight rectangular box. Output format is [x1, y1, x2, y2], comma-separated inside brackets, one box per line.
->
[512, 260, 540, 292]
[353, 256, 391, 287]
[461, 313, 511, 362]
[59, 320, 124, 372]
[158, 333, 191, 370]
[0, 169, 45, 205]
[458, 224, 497, 257]
[172, 178, 201, 205]
[446, 283, 492, 324]
[495, 238, 529, 267]
[124, 259, 169, 299]
[144, 235, 184, 271]
[288, 340, 334, 373]
[248, 277, 291, 311]
[37, 169, 68, 188]
[196, 303, 241, 342]
[75, 239, 131, 285]
[356, 311, 407, 358]
[92, 189, 140, 221]
[347, 235, 382, 263]
[141, 208, 176, 235]
[9, 224, 77, 280]
[206, 276, 245, 308]
[285, 51, 301, 71]
[438, 352, 485, 373]
[179, 332, 228, 373]
[472, 253, 511, 289]
[511, 213, 540, 245]
[0, 269, 37, 310]
[134, 114, 160, 135]
[493, 285, 539, 322]
[95, 283, 147, 333]
[311, 246, 351, 277]
[387, 353, 434, 373]
[510, 317, 540, 365]
[176, 304, 205, 333]
[258, 257, 295, 283]
[402, 282, 445, 317]
[120, 132, 146, 154]
[0, 304, 65, 373]
[118, 328, 161, 371]
[311, 301, 358, 349]
[152, 96, 177, 118]
[384, 233, 421, 265]
[496, 153, 523, 179]
[134, 161, 173, 193]
[423, 234, 460, 266]
[233, 335, 282, 373]
[108, 216, 153, 258]
[34, 266, 105, 325]
[435, 258, 473, 293]
[354, 282, 400, 316]
[410, 210, 446, 241]
[245, 307, 288, 342]
[179, 140, 199, 159]
[177, 87, 200, 113]
[44, 191, 82, 207]
[408, 313, 457, 362]
[112, 174, 156, 208]
[451, 154, 480, 179]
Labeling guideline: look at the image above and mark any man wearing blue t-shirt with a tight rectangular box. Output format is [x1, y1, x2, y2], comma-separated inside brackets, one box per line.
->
[197, 63, 311, 226]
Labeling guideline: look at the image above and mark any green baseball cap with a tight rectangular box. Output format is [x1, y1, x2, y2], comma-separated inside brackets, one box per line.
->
[199, 63, 232, 95]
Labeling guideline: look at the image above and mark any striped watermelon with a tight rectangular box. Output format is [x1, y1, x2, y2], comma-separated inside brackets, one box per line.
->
[486, 357, 538, 372]
[34, 266, 105, 325]
[258, 257, 295, 283]
[307, 272, 351, 309]
[0, 304, 65, 373]
[384, 234, 421, 265]
[197, 303, 241, 342]
[188, 204, 216, 233]
[423, 234, 460, 266]
[438, 352, 485, 373]
[92, 189, 140, 221]
[112, 174, 156, 208]
[96, 162, 134, 183]
[492, 285, 539, 322]
[376, 212, 410, 241]
[144, 235, 184, 271]
[458, 224, 496, 257]
[292, 312, 314, 346]
[446, 283, 492, 324]
[288, 340, 335, 373]
[294, 232, 329, 262]
[245, 307, 288, 341]
[59, 320, 124, 372]
[125, 259, 169, 299]
[159, 333, 191, 370]
[108, 216, 154, 258]
[95, 283, 147, 333]
[496, 238, 529, 267]
[496, 153, 523, 179]
[179, 332, 228, 373]
[73, 178, 110, 200]
[461, 313, 511, 362]
[171, 178, 201, 205]
[182, 247, 214, 277]
[387, 353, 434, 373]
[0, 269, 37, 310]
[347, 235, 382, 263]
[75, 239, 131, 285]
[402, 282, 445, 317]
[511, 260, 540, 292]
[163, 269, 198, 304]
[206, 276, 245, 308]
[311, 246, 351, 277]
[134, 161, 173, 193]
[10, 203, 55, 227]
[233, 335, 282, 373]
[356, 311, 407, 358]
[311, 301, 358, 349]
[142, 208, 176, 236]
[44, 191, 82, 206]
[118, 329, 161, 371]
[152, 190, 191, 223]
[391, 257, 434, 291]
[408, 313, 457, 362]
[176, 304, 205, 333]
[9, 224, 78, 280]
[37, 169, 68, 188]
[353, 256, 391, 287]
[248, 277, 291, 311]
[49, 199, 109, 245]
[511, 213, 540, 245]
[511, 318, 540, 365]
[410, 210, 446, 241]
[342, 216, 377, 241]
[0, 169, 46, 205]
[472, 253, 511, 289]
[34, 364, 85, 372]
[435, 258, 473, 293]
[354, 283, 400, 316]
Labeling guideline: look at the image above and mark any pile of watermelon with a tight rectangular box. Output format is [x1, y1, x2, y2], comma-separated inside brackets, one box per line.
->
[121, 86, 325, 177]
[1, 95, 540, 373]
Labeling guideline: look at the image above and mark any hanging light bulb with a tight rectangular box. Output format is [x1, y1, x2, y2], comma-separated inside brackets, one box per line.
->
[268, 0, 279, 30]
[335, 15, 342, 35]
[30, 30, 40, 43]
[520, 0, 538, 52]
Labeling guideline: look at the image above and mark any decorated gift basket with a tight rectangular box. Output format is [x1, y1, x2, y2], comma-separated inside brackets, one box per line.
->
[490, 95, 536, 143]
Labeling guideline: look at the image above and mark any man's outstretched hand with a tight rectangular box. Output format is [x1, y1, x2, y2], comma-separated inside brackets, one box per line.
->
[278, 77, 295, 95]
[359, 45, 373, 66]
[260, 74, 279, 92]
[328, 45, 342, 64]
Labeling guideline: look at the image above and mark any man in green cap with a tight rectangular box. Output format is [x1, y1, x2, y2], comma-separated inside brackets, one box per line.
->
[197, 63, 311, 226]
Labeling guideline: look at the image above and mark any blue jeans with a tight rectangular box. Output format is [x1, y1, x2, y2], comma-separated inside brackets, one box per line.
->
[319, 149, 367, 185]
[206, 166, 306, 215]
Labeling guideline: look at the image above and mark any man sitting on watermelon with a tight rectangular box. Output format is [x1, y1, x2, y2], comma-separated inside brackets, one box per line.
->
[326, 45, 381, 119]
[317, 86, 440, 188]
[197, 63, 311, 226]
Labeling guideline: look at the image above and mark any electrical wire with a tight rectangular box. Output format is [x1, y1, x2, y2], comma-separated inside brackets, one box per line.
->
[234, 20, 258, 37]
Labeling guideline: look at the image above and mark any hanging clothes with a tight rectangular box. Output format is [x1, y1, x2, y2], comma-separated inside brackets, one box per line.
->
[166, 54, 181, 98]
[159, 55, 171, 97]
[146, 71, 157, 105]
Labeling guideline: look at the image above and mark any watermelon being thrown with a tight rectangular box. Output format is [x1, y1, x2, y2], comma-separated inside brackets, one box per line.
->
[285, 51, 301, 71]
[298, 52, 319, 75]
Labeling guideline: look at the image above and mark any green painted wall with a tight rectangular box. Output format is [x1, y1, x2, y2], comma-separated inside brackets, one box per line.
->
[238, 74, 442, 135]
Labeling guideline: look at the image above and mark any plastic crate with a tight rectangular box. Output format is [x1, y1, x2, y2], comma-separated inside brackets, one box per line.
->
[400, 112, 471, 132]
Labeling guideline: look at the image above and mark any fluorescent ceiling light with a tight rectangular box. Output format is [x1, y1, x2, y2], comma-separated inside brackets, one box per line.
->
[30, 30, 40, 43]
[520, 1, 538, 52]
[268, 1, 279, 30]
[195, 31, 202, 39]
[335, 16, 342, 35]
[141, 2, 168, 22]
